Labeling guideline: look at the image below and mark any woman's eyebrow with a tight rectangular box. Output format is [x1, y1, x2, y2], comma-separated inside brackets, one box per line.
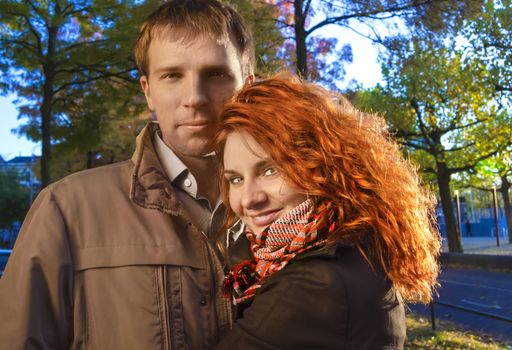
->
[223, 159, 271, 175]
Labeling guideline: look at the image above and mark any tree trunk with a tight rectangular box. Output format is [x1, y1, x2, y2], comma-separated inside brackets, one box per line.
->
[40, 66, 54, 188]
[293, 0, 308, 78]
[40, 20, 59, 188]
[500, 175, 512, 244]
[87, 151, 94, 169]
[436, 161, 463, 252]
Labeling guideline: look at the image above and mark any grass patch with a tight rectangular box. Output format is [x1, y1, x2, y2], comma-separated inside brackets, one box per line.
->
[405, 314, 510, 349]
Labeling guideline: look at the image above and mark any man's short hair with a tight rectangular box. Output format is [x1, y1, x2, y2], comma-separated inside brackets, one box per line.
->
[134, 0, 255, 78]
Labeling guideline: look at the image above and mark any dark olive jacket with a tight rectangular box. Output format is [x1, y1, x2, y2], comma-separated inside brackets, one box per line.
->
[216, 244, 406, 350]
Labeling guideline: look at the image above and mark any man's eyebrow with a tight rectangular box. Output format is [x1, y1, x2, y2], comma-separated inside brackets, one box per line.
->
[156, 64, 181, 69]
[153, 64, 234, 76]
[203, 64, 231, 71]
[152, 66, 181, 76]
[202, 65, 237, 76]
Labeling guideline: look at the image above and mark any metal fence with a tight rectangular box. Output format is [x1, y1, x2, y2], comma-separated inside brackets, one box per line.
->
[428, 300, 512, 330]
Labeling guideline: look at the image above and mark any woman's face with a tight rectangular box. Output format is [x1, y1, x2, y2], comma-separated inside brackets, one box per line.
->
[223, 131, 307, 233]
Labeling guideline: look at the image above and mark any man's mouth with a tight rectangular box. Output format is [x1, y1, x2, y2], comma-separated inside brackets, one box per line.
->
[181, 120, 212, 132]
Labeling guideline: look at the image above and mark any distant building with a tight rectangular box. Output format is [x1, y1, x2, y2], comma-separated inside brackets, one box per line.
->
[0, 155, 41, 189]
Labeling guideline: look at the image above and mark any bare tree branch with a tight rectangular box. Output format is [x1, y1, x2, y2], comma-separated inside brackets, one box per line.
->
[421, 166, 437, 174]
[53, 68, 137, 94]
[25, 0, 49, 28]
[496, 84, 512, 92]
[410, 97, 435, 150]
[276, 19, 293, 28]
[445, 142, 476, 153]
[303, 0, 314, 19]
[306, 0, 432, 36]
[449, 149, 501, 175]
[19, 14, 44, 57]
[60, 39, 109, 54]
[0, 38, 40, 56]
[401, 139, 430, 151]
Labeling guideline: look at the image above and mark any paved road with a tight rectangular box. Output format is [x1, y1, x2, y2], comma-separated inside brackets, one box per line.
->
[409, 267, 512, 344]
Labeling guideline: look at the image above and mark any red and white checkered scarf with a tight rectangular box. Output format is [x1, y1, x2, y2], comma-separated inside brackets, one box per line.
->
[223, 198, 338, 305]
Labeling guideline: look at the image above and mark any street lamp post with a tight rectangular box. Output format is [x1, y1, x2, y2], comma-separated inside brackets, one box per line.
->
[455, 190, 462, 241]
[29, 164, 33, 205]
[29, 144, 40, 205]
[492, 186, 500, 247]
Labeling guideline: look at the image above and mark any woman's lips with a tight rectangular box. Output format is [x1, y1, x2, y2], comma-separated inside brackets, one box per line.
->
[249, 210, 281, 228]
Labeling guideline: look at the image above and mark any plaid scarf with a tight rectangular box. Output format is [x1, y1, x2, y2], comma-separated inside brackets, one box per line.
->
[223, 198, 338, 305]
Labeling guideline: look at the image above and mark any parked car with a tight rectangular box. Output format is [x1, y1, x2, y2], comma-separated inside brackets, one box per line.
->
[0, 249, 12, 277]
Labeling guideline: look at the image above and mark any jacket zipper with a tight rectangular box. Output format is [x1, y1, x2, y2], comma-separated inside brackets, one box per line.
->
[157, 266, 172, 350]
[201, 230, 232, 344]
[199, 231, 218, 344]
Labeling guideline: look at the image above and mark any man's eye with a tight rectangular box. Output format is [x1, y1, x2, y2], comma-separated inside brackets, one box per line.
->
[263, 167, 277, 176]
[209, 70, 230, 79]
[162, 72, 182, 80]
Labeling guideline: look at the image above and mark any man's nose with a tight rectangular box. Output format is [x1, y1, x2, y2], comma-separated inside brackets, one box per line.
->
[241, 181, 267, 210]
[183, 75, 208, 108]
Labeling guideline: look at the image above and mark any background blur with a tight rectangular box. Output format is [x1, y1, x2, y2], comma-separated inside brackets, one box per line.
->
[1, 1, 511, 347]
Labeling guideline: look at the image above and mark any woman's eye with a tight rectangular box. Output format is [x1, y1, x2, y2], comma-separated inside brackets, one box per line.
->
[228, 176, 243, 185]
[263, 167, 277, 176]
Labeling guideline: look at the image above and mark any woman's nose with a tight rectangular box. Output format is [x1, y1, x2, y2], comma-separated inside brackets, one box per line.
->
[240, 182, 267, 209]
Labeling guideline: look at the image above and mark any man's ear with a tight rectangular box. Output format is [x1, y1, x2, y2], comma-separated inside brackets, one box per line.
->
[244, 74, 255, 85]
[140, 75, 154, 111]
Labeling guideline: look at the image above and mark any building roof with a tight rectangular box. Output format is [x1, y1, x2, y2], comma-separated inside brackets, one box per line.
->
[6, 156, 38, 164]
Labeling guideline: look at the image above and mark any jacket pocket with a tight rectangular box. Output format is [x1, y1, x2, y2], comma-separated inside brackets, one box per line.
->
[71, 243, 208, 349]
[74, 263, 182, 350]
[73, 243, 206, 271]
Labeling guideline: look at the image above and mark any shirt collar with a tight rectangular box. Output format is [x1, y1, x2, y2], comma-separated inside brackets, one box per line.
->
[153, 129, 199, 197]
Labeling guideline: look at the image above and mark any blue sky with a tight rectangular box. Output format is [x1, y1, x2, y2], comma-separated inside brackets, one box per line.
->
[0, 95, 41, 160]
[0, 24, 383, 161]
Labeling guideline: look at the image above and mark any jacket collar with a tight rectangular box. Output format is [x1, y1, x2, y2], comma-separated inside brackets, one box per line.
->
[130, 122, 182, 215]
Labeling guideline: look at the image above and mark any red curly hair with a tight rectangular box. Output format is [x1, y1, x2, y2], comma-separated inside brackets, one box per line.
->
[214, 74, 441, 303]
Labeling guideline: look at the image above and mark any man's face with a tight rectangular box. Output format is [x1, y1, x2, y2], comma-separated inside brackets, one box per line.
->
[140, 35, 248, 158]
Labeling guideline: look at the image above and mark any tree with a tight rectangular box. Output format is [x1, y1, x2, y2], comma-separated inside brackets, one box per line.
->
[48, 77, 150, 179]
[354, 38, 511, 252]
[0, 169, 29, 231]
[456, 153, 512, 244]
[465, 0, 512, 95]
[0, 0, 160, 187]
[1, 0, 285, 185]
[266, 0, 483, 87]
[226, 0, 286, 76]
[46, 0, 286, 179]
[452, 0, 512, 244]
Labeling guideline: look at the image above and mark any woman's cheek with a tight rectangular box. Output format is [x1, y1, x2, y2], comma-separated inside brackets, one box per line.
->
[228, 189, 243, 217]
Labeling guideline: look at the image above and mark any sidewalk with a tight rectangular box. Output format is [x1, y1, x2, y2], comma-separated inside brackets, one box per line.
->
[442, 236, 512, 256]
